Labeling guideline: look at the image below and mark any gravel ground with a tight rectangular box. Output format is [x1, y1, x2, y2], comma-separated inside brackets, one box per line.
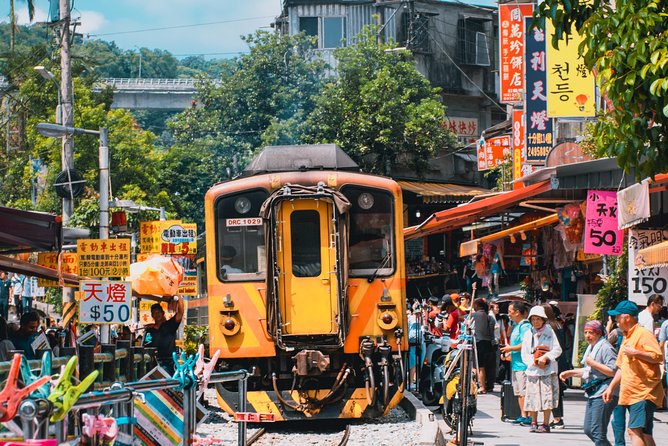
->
[194, 389, 422, 446]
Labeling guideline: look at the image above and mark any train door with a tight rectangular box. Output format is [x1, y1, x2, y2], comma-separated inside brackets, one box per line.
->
[276, 199, 338, 335]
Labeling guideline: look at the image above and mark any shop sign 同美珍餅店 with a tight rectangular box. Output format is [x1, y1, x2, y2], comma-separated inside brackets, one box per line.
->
[584, 190, 623, 256]
[499, 3, 534, 103]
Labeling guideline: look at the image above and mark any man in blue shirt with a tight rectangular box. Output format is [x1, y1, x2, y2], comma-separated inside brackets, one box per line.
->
[9, 311, 40, 360]
[500, 300, 532, 425]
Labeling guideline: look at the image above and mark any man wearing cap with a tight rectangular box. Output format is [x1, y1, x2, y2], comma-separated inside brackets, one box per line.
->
[603, 300, 663, 446]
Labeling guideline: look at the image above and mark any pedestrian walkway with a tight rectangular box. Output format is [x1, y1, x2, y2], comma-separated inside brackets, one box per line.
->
[465, 389, 668, 445]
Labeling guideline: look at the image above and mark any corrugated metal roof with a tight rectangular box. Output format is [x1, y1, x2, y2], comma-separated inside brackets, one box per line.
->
[397, 180, 488, 203]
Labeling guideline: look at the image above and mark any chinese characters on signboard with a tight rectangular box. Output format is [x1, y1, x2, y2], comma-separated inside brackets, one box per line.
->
[140, 220, 197, 255]
[627, 229, 668, 305]
[444, 117, 479, 137]
[524, 17, 554, 164]
[37, 252, 78, 287]
[79, 280, 131, 324]
[545, 20, 595, 117]
[77, 239, 131, 278]
[512, 109, 526, 188]
[477, 135, 511, 171]
[584, 190, 623, 256]
[499, 3, 534, 103]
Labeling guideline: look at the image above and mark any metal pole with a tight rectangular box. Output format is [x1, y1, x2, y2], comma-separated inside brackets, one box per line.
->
[60, 0, 75, 327]
[99, 128, 111, 344]
[238, 377, 247, 446]
[18, 399, 38, 439]
[182, 384, 196, 445]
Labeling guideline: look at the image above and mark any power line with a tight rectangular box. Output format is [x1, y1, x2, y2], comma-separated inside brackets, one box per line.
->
[88, 16, 276, 37]
[427, 29, 506, 114]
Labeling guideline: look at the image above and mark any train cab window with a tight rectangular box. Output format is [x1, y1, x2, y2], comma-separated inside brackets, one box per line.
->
[215, 189, 268, 281]
[342, 186, 395, 277]
[290, 210, 322, 277]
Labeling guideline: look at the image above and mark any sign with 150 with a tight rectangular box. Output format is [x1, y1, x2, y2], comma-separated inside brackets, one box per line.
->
[628, 229, 668, 305]
[79, 280, 132, 324]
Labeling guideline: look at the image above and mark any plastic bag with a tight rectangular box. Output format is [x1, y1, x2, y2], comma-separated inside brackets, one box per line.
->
[129, 255, 184, 296]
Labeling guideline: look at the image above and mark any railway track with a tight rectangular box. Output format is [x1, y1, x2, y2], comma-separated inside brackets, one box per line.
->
[246, 423, 351, 446]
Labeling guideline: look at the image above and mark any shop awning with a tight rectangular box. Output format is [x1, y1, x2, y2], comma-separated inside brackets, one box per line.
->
[459, 213, 559, 257]
[0, 206, 62, 254]
[397, 180, 489, 203]
[404, 180, 552, 240]
[635, 240, 668, 269]
[0, 254, 79, 285]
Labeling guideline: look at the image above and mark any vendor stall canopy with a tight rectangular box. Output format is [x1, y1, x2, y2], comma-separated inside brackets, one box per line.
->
[0, 206, 62, 254]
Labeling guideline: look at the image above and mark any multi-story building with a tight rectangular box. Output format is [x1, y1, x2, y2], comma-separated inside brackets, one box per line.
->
[276, 0, 504, 184]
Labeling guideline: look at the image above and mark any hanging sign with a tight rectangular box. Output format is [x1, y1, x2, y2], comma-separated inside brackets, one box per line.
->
[37, 252, 78, 287]
[583, 190, 623, 255]
[499, 3, 534, 103]
[525, 17, 554, 164]
[79, 280, 132, 324]
[477, 135, 511, 171]
[545, 20, 596, 117]
[140, 220, 197, 255]
[77, 239, 131, 278]
[628, 229, 668, 305]
[512, 109, 526, 189]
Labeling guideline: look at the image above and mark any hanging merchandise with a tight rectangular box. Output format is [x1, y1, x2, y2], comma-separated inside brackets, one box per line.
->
[617, 179, 651, 229]
[555, 203, 584, 252]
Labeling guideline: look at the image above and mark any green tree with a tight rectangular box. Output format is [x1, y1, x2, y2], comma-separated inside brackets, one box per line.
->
[305, 26, 457, 175]
[536, 0, 668, 178]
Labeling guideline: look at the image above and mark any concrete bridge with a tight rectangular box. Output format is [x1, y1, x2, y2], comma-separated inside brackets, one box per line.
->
[93, 78, 203, 110]
[1, 77, 206, 110]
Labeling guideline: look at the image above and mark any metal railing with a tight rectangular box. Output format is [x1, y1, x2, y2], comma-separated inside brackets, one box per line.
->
[1, 345, 249, 446]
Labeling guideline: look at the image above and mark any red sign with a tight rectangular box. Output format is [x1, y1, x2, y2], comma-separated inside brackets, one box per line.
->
[584, 190, 623, 256]
[512, 110, 526, 189]
[477, 135, 511, 171]
[234, 412, 276, 423]
[499, 3, 534, 103]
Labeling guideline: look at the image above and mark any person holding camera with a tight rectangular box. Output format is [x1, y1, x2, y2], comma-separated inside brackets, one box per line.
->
[521, 305, 562, 433]
[560, 320, 618, 445]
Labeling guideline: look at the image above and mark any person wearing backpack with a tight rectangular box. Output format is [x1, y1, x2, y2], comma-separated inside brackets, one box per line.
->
[472, 298, 496, 393]
[500, 300, 532, 425]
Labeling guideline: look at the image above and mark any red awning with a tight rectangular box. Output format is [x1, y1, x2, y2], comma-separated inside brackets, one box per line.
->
[404, 180, 553, 240]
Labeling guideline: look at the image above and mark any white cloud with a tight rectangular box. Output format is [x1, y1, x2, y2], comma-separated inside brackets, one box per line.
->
[77, 11, 107, 34]
[14, 6, 49, 24]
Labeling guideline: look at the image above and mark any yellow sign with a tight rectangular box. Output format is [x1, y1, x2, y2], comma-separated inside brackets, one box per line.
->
[545, 21, 595, 117]
[140, 220, 197, 255]
[37, 252, 78, 287]
[77, 238, 131, 278]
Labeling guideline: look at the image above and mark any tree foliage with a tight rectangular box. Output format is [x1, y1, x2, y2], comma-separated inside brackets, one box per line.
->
[536, 0, 668, 177]
[305, 26, 457, 175]
[169, 30, 326, 154]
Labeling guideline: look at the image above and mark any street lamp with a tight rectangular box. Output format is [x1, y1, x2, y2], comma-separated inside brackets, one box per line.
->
[37, 123, 111, 344]
[34, 66, 62, 124]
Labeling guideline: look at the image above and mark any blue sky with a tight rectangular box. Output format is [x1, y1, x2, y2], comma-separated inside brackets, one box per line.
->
[9, 0, 496, 58]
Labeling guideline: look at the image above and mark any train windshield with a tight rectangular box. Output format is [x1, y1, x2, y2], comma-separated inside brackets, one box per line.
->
[215, 189, 268, 281]
[342, 186, 395, 277]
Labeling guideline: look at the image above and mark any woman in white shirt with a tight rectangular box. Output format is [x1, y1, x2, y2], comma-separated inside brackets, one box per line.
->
[521, 305, 562, 433]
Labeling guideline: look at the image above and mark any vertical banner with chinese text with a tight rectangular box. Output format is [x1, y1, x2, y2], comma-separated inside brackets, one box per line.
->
[584, 190, 623, 256]
[525, 17, 554, 164]
[628, 229, 668, 305]
[545, 21, 596, 117]
[512, 109, 526, 189]
[499, 3, 534, 103]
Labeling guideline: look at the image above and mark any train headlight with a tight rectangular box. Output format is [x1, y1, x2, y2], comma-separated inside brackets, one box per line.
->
[377, 309, 398, 330]
[220, 314, 241, 336]
[234, 196, 252, 214]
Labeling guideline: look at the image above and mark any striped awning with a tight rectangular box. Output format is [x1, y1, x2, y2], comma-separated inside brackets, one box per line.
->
[635, 240, 668, 269]
[397, 180, 488, 203]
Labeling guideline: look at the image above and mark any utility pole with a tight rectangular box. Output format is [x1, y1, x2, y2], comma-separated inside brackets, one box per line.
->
[60, 0, 76, 313]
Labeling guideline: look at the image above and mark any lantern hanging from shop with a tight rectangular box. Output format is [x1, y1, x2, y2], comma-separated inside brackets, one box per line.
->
[111, 210, 128, 232]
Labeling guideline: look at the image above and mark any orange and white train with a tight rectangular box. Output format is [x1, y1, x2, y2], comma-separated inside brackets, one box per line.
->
[204, 144, 408, 420]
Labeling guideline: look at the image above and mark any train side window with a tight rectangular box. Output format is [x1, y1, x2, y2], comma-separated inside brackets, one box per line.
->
[290, 210, 322, 277]
[215, 189, 268, 282]
[341, 186, 395, 277]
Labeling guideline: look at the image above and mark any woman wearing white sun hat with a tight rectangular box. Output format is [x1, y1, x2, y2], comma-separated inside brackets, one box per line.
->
[521, 305, 563, 433]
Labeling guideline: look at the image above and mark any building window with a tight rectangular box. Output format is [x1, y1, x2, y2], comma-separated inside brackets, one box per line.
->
[299, 16, 346, 49]
[458, 18, 490, 66]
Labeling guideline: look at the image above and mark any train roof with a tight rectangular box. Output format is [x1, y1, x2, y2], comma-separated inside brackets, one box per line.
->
[242, 144, 360, 176]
